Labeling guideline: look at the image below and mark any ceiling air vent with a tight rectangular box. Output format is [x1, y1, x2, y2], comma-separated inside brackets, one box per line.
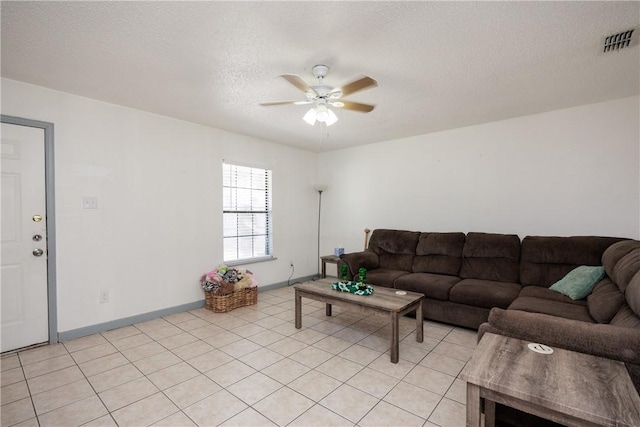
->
[603, 29, 636, 53]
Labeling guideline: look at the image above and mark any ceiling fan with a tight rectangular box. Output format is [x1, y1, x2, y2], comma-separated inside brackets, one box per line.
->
[260, 64, 377, 126]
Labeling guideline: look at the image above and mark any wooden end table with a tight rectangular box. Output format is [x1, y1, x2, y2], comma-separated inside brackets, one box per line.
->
[460, 332, 640, 427]
[294, 279, 424, 363]
[320, 255, 340, 278]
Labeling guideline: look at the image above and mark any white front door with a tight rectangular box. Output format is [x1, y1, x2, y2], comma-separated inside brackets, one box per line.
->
[1, 122, 49, 352]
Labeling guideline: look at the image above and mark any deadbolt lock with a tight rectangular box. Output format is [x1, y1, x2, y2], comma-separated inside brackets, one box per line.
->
[32, 215, 43, 222]
[33, 234, 43, 242]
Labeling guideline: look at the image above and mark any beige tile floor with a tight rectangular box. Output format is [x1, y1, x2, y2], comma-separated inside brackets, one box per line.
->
[1, 283, 477, 427]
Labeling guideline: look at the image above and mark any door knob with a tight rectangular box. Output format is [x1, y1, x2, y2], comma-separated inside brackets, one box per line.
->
[33, 248, 44, 257]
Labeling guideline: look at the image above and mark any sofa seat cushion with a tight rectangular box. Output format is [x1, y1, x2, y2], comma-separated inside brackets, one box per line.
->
[366, 268, 409, 288]
[394, 273, 460, 301]
[508, 297, 594, 323]
[519, 286, 587, 306]
[450, 279, 521, 309]
[610, 304, 640, 329]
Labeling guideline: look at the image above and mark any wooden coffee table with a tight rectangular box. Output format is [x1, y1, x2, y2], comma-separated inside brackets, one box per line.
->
[460, 333, 640, 427]
[294, 279, 424, 363]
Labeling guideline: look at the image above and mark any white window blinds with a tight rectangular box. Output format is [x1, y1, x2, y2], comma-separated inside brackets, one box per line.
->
[222, 162, 273, 262]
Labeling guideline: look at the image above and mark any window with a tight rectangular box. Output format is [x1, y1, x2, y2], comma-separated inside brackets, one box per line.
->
[222, 162, 273, 263]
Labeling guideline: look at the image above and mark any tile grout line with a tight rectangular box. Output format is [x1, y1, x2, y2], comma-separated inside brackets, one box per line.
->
[6, 286, 475, 426]
[69, 341, 117, 427]
[19, 351, 41, 427]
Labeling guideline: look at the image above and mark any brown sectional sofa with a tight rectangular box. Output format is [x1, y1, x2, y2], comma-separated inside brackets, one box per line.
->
[340, 229, 626, 328]
[340, 229, 640, 392]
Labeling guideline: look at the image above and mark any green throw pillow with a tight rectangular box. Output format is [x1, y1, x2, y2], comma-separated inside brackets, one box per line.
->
[549, 265, 606, 300]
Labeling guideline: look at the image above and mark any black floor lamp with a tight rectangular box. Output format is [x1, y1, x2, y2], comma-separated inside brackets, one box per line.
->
[314, 184, 327, 277]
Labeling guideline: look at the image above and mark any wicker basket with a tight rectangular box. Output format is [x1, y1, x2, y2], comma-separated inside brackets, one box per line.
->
[205, 286, 258, 312]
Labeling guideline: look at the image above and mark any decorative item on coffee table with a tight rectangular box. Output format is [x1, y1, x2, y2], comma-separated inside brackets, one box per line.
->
[200, 265, 258, 312]
[332, 266, 374, 296]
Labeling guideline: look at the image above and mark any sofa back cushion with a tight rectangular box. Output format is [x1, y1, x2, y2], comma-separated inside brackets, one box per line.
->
[368, 229, 420, 272]
[520, 236, 624, 287]
[626, 271, 640, 320]
[602, 241, 640, 293]
[459, 232, 520, 282]
[602, 242, 640, 328]
[412, 232, 465, 275]
[587, 279, 626, 323]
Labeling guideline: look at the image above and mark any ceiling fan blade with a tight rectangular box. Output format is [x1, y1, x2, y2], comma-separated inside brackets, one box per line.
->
[336, 100, 375, 113]
[339, 76, 378, 97]
[281, 74, 318, 96]
[259, 100, 312, 106]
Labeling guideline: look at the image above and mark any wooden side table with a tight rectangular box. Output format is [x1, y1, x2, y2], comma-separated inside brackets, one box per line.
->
[320, 255, 340, 278]
[460, 333, 640, 427]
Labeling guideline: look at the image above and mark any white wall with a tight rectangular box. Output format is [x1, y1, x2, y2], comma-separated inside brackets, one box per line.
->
[3, 77, 638, 333]
[318, 97, 640, 254]
[1, 78, 319, 333]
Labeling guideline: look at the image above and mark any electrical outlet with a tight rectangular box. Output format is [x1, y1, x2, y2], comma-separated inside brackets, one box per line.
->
[99, 290, 109, 304]
[82, 196, 98, 209]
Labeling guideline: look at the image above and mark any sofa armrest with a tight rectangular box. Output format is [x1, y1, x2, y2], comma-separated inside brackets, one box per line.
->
[484, 308, 640, 365]
[477, 322, 500, 343]
[340, 250, 379, 277]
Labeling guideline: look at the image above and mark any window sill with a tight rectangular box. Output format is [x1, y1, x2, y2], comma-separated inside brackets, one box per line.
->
[225, 256, 276, 267]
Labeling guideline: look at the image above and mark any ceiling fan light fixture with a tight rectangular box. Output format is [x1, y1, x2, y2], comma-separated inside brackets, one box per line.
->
[302, 104, 338, 126]
[316, 104, 329, 122]
[303, 108, 317, 125]
[326, 109, 338, 126]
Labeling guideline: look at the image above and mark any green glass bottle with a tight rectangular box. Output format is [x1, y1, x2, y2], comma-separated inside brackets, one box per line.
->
[358, 268, 367, 283]
[340, 264, 349, 281]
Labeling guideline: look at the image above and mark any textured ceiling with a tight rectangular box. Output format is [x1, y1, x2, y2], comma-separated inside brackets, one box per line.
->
[1, 1, 639, 152]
